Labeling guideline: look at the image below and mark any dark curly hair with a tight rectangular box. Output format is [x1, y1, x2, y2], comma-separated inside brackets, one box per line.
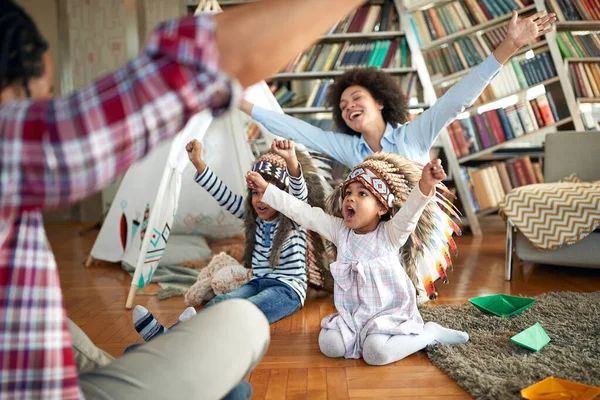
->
[325, 68, 408, 136]
[0, 0, 49, 97]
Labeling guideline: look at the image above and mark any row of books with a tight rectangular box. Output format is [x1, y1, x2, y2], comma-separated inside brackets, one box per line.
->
[281, 38, 408, 74]
[435, 51, 557, 103]
[461, 156, 543, 211]
[569, 62, 600, 98]
[270, 73, 420, 109]
[447, 93, 560, 158]
[549, 0, 600, 21]
[424, 36, 489, 77]
[409, 0, 532, 44]
[489, 52, 557, 97]
[556, 32, 600, 58]
[328, 1, 399, 34]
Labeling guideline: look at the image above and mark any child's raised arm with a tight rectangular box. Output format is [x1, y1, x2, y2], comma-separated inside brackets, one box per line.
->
[270, 139, 308, 202]
[247, 171, 343, 244]
[187, 139, 208, 174]
[187, 139, 245, 219]
[384, 159, 446, 248]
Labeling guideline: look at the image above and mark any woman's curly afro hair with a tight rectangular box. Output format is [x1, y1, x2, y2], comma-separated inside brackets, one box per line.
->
[325, 68, 408, 136]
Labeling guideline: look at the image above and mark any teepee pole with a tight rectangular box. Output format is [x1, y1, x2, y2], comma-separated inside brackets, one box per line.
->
[125, 166, 175, 309]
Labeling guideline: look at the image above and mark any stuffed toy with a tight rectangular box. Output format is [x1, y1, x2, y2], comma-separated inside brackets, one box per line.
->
[184, 252, 251, 307]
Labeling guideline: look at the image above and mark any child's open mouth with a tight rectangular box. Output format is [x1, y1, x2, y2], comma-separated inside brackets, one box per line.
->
[345, 206, 356, 220]
[257, 206, 268, 213]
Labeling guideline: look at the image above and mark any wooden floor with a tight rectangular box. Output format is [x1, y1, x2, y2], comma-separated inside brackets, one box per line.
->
[53, 216, 600, 399]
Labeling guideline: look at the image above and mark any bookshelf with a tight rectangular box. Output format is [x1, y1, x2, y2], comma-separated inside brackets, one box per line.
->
[541, 0, 600, 130]
[257, 0, 425, 185]
[400, 0, 585, 235]
[269, 0, 415, 115]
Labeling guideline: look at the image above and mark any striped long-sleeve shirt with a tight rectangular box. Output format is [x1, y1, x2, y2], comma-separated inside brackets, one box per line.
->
[195, 166, 309, 303]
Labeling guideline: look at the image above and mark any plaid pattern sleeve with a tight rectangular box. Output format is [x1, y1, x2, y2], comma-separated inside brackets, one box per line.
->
[0, 15, 238, 216]
[0, 15, 237, 399]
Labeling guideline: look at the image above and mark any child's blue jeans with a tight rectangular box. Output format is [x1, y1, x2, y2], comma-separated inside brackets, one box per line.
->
[205, 278, 302, 323]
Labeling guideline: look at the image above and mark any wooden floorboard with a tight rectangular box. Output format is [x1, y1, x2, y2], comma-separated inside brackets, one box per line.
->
[50, 216, 600, 399]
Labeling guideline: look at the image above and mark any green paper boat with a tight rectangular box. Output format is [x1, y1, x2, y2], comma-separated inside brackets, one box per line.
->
[468, 294, 535, 317]
[511, 322, 551, 352]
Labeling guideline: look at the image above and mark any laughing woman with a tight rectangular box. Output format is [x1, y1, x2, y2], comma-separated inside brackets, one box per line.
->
[241, 10, 556, 168]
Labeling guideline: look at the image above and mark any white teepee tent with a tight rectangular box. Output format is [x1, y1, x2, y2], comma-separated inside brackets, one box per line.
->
[89, 81, 297, 308]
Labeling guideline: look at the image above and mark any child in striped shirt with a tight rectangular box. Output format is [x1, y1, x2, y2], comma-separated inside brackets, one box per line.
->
[189, 138, 309, 323]
[132, 139, 313, 341]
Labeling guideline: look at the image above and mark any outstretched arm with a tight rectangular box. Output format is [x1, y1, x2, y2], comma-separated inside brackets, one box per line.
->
[407, 10, 556, 152]
[241, 100, 356, 168]
[187, 139, 245, 219]
[247, 171, 343, 244]
[385, 159, 445, 247]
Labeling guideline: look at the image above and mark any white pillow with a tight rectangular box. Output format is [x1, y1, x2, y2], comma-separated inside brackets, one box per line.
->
[158, 235, 212, 267]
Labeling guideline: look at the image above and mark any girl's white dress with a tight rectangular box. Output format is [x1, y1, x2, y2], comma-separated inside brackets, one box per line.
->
[262, 184, 434, 358]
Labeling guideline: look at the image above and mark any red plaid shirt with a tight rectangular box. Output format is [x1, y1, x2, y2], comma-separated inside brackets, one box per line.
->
[0, 15, 237, 399]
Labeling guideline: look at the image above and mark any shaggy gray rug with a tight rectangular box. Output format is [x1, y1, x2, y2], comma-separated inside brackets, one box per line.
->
[420, 291, 600, 400]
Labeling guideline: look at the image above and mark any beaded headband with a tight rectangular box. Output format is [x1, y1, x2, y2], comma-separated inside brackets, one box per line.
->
[342, 166, 395, 209]
[251, 160, 289, 187]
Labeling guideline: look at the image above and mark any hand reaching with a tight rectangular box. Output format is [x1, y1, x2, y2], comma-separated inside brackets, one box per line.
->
[271, 139, 296, 161]
[505, 10, 556, 50]
[419, 159, 446, 195]
[246, 171, 269, 191]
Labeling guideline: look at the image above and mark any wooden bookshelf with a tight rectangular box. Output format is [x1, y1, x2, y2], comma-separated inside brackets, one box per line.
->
[555, 21, 600, 31]
[565, 57, 600, 63]
[321, 32, 405, 42]
[457, 117, 573, 163]
[402, 0, 585, 234]
[272, 68, 416, 81]
[216, 0, 254, 5]
[282, 103, 429, 114]
[579, 98, 600, 104]
[419, 5, 537, 51]
[538, 0, 597, 130]
[404, 0, 453, 13]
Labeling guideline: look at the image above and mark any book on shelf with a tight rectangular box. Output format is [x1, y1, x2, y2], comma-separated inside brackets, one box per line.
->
[460, 155, 543, 212]
[328, 1, 400, 35]
[282, 38, 408, 73]
[569, 62, 600, 98]
[446, 92, 560, 158]
[547, 0, 600, 21]
[556, 32, 600, 58]
[408, 0, 533, 45]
